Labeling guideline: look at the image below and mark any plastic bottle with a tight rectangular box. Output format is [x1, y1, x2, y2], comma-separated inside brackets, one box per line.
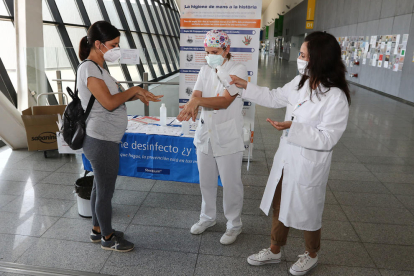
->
[181, 120, 189, 135]
[160, 103, 167, 126]
[217, 69, 233, 89]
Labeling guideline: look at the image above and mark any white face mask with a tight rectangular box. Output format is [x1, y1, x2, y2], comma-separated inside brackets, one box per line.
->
[205, 49, 226, 69]
[100, 43, 121, 63]
[297, 58, 308, 75]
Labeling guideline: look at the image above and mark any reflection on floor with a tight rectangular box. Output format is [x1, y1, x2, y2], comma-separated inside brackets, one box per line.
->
[0, 53, 414, 275]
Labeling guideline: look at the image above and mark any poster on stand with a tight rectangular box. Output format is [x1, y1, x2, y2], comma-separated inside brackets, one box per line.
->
[179, 2, 262, 159]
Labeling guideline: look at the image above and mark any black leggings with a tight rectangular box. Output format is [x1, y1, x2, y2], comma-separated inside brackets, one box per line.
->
[83, 135, 119, 236]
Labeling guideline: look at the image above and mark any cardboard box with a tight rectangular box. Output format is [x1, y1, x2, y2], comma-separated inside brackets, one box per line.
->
[21, 105, 66, 151]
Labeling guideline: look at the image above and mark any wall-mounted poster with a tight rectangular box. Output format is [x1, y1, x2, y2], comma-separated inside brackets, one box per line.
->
[378, 54, 383, 67]
[370, 35, 377, 46]
[179, 1, 262, 159]
[393, 56, 400, 71]
[372, 53, 378, 66]
[384, 55, 390, 68]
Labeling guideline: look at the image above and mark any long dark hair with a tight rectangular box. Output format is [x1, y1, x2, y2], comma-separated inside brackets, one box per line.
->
[298, 31, 351, 105]
[79, 21, 121, 61]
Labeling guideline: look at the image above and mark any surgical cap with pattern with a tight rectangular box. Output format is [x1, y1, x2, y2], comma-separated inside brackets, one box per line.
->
[204, 30, 231, 49]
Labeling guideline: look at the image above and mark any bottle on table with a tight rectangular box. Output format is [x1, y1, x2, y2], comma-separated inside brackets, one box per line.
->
[160, 103, 167, 126]
[181, 120, 189, 135]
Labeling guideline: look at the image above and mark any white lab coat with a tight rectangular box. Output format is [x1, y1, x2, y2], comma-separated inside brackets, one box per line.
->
[242, 76, 349, 231]
[192, 60, 248, 230]
[193, 60, 248, 157]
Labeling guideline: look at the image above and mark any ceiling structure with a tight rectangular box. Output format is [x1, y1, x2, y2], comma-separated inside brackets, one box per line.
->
[174, 0, 304, 29]
[261, 0, 304, 29]
[261, 0, 273, 14]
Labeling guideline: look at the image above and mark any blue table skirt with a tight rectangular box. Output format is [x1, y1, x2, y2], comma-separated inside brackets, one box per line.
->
[82, 133, 200, 184]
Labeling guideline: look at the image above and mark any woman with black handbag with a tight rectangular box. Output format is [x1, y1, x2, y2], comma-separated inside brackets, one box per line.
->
[78, 21, 162, 252]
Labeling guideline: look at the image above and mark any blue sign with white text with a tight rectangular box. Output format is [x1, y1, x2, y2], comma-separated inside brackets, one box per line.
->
[83, 133, 200, 183]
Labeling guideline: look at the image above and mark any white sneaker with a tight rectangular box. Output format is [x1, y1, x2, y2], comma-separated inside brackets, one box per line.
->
[190, 220, 216, 234]
[220, 228, 242, 245]
[247, 248, 282, 266]
[289, 251, 318, 275]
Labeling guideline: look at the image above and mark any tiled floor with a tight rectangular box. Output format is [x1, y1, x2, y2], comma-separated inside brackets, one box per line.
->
[1, 53, 414, 275]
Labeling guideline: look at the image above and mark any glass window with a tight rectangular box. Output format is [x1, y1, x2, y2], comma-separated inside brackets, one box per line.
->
[66, 26, 87, 61]
[43, 25, 73, 93]
[142, 34, 161, 78]
[170, 37, 179, 67]
[0, 0, 8, 16]
[0, 21, 17, 90]
[102, 0, 123, 30]
[139, 0, 154, 33]
[159, 5, 172, 36]
[120, 0, 136, 31]
[148, 1, 161, 34]
[119, 32, 141, 81]
[130, 0, 145, 32]
[160, 36, 173, 69]
[55, 0, 83, 25]
[42, 0, 54, 21]
[132, 33, 153, 80]
[83, 0, 103, 24]
[166, 6, 178, 36]
[151, 34, 168, 73]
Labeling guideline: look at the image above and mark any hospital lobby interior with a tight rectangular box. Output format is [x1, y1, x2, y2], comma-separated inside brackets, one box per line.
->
[1, 0, 414, 275]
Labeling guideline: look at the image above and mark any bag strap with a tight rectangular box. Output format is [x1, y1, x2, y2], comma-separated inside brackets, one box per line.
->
[83, 94, 95, 122]
[76, 59, 103, 122]
[83, 170, 91, 178]
[74, 59, 103, 96]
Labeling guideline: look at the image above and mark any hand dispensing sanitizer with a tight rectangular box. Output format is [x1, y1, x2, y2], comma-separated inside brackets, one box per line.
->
[160, 103, 167, 126]
[216, 67, 239, 96]
[216, 69, 233, 89]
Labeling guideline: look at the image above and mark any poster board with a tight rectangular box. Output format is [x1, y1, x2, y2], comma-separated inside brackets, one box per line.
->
[337, 34, 409, 72]
[179, 2, 262, 159]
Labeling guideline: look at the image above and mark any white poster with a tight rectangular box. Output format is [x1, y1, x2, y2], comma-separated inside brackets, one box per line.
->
[179, 2, 262, 159]
[370, 36, 377, 47]
[120, 49, 140, 64]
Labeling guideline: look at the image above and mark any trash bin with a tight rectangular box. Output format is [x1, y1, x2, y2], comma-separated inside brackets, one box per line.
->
[74, 171, 94, 218]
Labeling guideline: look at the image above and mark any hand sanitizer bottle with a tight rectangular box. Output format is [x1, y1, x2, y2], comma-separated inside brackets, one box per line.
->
[181, 121, 189, 135]
[160, 103, 167, 126]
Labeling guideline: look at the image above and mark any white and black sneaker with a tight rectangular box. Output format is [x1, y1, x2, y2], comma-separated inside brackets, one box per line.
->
[101, 233, 134, 252]
[90, 229, 124, 243]
[247, 248, 282, 266]
[289, 251, 318, 275]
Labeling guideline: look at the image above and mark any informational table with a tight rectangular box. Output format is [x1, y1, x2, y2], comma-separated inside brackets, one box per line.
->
[83, 116, 200, 183]
[82, 132, 199, 183]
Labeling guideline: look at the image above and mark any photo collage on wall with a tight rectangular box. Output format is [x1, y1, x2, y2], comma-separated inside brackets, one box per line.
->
[337, 34, 409, 72]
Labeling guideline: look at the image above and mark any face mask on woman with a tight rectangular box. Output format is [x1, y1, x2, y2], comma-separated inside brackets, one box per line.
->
[297, 58, 308, 75]
[100, 43, 121, 62]
[205, 49, 226, 69]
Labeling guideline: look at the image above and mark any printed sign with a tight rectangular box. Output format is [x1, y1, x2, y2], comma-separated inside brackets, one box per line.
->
[179, 1, 262, 159]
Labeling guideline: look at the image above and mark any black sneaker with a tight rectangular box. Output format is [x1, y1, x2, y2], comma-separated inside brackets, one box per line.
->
[101, 233, 134, 252]
[90, 229, 124, 243]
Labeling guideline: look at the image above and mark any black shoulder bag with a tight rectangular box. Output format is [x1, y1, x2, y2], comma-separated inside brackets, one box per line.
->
[61, 60, 102, 150]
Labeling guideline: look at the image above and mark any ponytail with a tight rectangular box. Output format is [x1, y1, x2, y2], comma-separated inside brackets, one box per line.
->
[79, 36, 90, 61]
[78, 21, 120, 61]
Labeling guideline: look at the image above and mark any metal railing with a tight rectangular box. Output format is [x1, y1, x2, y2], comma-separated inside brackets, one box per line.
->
[51, 79, 180, 86]
[52, 72, 179, 115]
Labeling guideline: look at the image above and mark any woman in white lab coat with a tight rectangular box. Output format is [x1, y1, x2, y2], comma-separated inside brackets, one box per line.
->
[230, 31, 350, 276]
[177, 30, 248, 245]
